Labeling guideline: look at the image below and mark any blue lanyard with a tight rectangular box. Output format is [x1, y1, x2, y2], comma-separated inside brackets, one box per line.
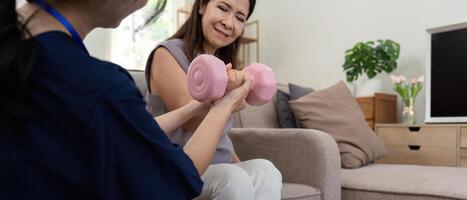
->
[35, 0, 89, 55]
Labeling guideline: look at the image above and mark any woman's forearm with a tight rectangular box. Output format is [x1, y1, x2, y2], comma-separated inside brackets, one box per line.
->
[155, 100, 205, 134]
[183, 74, 252, 175]
[180, 108, 209, 133]
[178, 69, 243, 133]
[183, 104, 232, 175]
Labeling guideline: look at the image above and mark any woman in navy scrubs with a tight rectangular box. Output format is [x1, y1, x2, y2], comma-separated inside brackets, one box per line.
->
[0, 0, 252, 199]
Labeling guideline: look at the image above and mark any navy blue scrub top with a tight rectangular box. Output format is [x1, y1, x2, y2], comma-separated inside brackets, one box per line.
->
[0, 31, 203, 199]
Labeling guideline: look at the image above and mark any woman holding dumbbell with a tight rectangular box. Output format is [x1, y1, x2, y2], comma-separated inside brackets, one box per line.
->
[0, 0, 253, 199]
[146, 0, 282, 199]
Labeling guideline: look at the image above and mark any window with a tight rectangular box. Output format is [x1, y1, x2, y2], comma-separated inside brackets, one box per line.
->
[111, 0, 190, 70]
[16, 0, 192, 70]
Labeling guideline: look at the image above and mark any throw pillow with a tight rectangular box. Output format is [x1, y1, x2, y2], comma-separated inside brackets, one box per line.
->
[275, 90, 298, 128]
[288, 83, 314, 128]
[289, 83, 314, 100]
[288, 81, 387, 168]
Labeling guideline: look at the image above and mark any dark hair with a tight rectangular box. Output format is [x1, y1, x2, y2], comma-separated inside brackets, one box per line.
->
[169, 0, 256, 68]
[0, 0, 38, 118]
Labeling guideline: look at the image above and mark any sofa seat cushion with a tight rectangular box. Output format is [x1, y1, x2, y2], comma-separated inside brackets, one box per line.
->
[341, 164, 467, 199]
[342, 190, 456, 200]
[282, 183, 321, 200]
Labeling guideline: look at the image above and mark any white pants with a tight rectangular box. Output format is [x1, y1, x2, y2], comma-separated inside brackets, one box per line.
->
[194, 159, 282, 200]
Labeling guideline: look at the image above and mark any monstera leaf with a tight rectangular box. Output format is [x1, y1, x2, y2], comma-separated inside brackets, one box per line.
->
[343, 39, 400, 82]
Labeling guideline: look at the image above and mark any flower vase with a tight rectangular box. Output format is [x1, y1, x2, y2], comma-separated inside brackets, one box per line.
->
[402, 97, 415, 124]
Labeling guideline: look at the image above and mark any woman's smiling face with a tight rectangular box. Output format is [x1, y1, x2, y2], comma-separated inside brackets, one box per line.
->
[199, 0, 250, 52]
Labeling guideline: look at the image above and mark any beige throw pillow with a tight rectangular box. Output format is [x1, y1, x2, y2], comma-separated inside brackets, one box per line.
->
[288, 81, 387, 168]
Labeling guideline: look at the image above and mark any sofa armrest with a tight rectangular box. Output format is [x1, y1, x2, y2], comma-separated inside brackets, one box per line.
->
[229, 128, 341, 200]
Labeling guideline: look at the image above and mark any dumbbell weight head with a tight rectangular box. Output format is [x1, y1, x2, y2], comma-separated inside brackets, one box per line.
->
[187, 54, 228, 102]
[243, 63, 277, 106]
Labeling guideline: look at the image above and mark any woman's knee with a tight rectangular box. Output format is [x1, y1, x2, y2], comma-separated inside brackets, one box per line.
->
[239, 159, 282, 182]
[238, 159, 282, 200]
[202, 164, 255, 199]
[217, 164, 252, 184]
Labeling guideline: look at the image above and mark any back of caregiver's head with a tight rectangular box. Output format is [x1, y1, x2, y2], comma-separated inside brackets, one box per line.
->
[0, 0, 166, 118]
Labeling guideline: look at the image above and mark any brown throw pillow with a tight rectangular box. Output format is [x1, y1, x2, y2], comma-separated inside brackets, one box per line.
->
[288, 81, 387, 168]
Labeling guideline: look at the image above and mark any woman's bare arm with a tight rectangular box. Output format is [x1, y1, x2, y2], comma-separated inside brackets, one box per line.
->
[184, 77, 252, 175]
[149, 48, 208, 134]
[154, 100, 208, 134]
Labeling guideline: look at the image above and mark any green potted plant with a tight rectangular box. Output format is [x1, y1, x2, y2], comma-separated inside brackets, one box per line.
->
[343, 39, 400, 96]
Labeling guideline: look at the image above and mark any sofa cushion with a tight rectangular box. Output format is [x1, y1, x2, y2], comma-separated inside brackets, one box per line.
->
[236, 100, 279, 128]
[276, 90, 298, 128]
[342, 190, 455, 200]
[233, 84, 286, 128]
[274, 83, 314, 128]
[288, 83, 314, 128]
[288, 81, 387, 168]
[289, 83, 314, 100]
[342, 164, 467, 200]
[282, 183, 321, 200]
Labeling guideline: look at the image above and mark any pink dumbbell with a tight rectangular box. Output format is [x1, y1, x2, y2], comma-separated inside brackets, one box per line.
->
[187, 54, 276, 106]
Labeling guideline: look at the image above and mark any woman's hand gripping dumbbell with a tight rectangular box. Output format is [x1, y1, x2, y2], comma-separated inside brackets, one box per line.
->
[187, 54, 276, 106]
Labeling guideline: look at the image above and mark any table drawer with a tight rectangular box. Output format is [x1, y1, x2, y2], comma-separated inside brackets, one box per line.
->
[378, 127, 458, 147]
[462, 149, 467, 168]
[461, 128, 467, 148]
[377, 145, 458, 167]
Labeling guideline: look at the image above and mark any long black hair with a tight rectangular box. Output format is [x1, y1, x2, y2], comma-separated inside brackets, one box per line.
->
[0, 0, 38, 118]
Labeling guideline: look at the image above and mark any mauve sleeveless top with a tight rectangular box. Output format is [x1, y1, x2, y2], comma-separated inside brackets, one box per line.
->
[145, 39, 233, 164]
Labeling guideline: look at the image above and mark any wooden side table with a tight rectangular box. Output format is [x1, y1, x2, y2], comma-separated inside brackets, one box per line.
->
[356, 93, 397, 130]
[375, 123, 466, 168]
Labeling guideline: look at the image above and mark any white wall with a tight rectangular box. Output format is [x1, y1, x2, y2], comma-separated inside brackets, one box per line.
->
[249, 0, 467, 123]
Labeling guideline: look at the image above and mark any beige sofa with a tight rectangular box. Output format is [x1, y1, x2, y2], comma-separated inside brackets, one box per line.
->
[130, 70, 467, 200]
[231, 84, 467, 200]
[130, 70, 341, 200]
[230, 105, 341, 200]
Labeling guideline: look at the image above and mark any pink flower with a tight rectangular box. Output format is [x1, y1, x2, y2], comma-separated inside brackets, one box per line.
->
[418, 76, 424, 83]
[390, 75, 401, 84]
[410, 78, 417, 84]
[399, 75, 407, 82]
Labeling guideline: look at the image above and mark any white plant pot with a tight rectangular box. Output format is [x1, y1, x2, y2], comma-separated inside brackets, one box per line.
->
[356, 78, 382, 97]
